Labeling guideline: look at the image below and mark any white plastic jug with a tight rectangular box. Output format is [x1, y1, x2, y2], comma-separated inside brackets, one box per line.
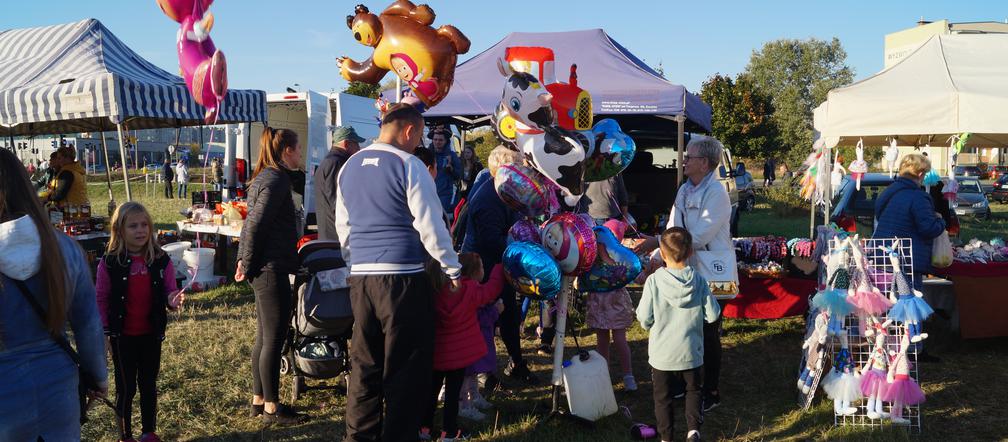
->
[182, 248, 215, 282]
[562, 350, 618, 421]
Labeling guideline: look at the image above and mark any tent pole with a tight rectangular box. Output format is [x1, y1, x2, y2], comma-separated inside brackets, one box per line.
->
[7, 128, 14, 154]
[173, 127, 182, 163]
[676, 115, 685, 187]
[116, 123, 132, 201]
[98, 121, 116, 215]
[395, 76, 403, 103]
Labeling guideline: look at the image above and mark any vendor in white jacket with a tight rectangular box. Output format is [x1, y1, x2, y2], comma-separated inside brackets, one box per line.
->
[634, 137, 732, 413]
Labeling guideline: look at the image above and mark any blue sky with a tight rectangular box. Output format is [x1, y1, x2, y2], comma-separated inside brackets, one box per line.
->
[2, 1, 1003, 94]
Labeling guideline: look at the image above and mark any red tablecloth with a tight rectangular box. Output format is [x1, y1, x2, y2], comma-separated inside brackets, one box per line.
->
[935, 261, 1008, 338]
[722, 275, 815, 320]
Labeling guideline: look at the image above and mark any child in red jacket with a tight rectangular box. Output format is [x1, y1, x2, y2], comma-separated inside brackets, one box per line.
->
[420, 253, 505, 442]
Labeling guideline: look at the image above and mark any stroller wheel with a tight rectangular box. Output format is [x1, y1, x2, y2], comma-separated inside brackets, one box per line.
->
[292, 375, 306, 402]
[280, 353, 292, 375]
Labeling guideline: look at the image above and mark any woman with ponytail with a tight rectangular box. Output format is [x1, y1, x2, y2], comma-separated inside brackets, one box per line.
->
[0, 148, 108, 440]
[237, 127, 305, 424]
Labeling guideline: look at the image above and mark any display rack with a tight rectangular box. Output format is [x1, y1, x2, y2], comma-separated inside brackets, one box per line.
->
[798, 237, 922, 432]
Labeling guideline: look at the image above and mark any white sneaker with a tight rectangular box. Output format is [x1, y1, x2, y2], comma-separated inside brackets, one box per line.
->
[471, 392, 493, 410]
[623, 375, 638, 392]
[458, 406, 486, 421]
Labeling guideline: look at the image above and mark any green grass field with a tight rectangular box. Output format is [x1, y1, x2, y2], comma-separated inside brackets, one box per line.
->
[77, 182, 1008, 441]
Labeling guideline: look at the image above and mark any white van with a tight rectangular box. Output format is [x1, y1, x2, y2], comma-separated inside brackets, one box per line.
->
[243, 91, 380, 231]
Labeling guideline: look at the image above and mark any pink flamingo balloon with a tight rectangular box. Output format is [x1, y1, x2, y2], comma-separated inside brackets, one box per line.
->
[157, 0, 228, 123]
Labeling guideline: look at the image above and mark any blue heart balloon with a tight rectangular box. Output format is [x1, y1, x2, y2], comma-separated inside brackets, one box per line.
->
[503, 241, 562, 300]
[579, 226, 642, 292]
[582, 118, 637, 182]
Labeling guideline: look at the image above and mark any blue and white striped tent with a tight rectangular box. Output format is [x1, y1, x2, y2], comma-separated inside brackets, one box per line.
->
[0, 18, 266, 136]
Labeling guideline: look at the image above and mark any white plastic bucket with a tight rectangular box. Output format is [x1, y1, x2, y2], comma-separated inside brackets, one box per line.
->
[162, 242, 191, 279]
[183, 248, 215, 282]
[562, 350, 618, 421]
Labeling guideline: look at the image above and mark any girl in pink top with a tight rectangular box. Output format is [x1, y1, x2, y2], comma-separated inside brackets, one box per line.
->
[420, 253, 504, 441]
[95, 202, 184, 442]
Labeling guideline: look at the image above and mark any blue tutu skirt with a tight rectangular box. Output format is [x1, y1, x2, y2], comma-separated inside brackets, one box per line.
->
[811, 288, 854, 316]
[888, 294, 934, 323]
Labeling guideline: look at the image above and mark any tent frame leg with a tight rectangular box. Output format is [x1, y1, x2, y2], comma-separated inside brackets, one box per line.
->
[116, 123, 132, 201]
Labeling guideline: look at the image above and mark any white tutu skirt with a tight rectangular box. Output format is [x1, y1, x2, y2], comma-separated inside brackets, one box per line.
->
[822, 371, 863, 402]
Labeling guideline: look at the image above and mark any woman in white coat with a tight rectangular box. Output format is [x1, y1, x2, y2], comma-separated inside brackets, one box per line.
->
[635, 137, 733, 412]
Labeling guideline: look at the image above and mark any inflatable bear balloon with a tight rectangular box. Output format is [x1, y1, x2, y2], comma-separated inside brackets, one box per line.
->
[338, 1, 470, 109]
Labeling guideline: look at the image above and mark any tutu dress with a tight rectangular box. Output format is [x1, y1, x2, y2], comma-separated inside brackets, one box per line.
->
[811, 268, 854, 334]
[821, 348, 862, 403]
[887, 273, 934, 323]
[846, 264, 892, 316]
[881, 337, 926, 409]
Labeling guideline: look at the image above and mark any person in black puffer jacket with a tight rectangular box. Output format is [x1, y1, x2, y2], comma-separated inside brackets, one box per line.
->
[236, 126, 304, 425]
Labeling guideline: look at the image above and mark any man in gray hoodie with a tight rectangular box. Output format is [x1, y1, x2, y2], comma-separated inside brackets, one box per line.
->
[637, 227, 720, 442]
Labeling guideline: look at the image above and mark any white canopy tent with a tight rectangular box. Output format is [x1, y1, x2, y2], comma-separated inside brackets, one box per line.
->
[814, 32, 1008, 149]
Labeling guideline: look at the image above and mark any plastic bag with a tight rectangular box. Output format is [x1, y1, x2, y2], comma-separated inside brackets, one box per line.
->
[931, 230, 953, 268]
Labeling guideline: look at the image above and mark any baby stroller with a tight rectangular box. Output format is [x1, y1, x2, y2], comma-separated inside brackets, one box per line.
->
[280, 240, 354, 402]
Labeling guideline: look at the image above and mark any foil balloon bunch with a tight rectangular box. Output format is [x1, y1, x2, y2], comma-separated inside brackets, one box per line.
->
[156, 0, 228, 123]
[495, 50, 636, 207]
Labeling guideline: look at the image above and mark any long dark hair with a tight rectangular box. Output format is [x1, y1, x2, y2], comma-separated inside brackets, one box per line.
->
[0, 148, 68, 335]
[252, 126, 298, 180]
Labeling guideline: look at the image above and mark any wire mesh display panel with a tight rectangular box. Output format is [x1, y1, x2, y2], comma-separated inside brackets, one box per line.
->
[796, 236, 922, 432]
[832, 237, 921, 432]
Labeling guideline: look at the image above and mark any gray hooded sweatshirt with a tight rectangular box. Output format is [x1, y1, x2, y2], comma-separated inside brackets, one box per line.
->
[636, 266, 721, 371]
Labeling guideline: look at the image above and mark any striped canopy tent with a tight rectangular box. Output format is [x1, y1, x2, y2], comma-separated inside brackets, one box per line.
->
[0, 18, 266, 200]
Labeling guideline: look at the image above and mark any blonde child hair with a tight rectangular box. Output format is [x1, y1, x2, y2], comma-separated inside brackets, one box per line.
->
[106, 202, 164, 263]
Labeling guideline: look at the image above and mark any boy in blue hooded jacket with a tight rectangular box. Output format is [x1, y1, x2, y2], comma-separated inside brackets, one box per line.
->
[637, 227, 721, 442]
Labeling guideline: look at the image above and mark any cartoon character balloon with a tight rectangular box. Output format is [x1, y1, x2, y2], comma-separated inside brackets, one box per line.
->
[540, 212, 597, 276]
[338, 1, 470, 109]
[156, 0, 228, 123]
[580, 225, 642, 292]
[498, 59, 586, 207]
[503, 241, 562, 300]
[494, 163, 559, 217]
[508, 219, 542, 244]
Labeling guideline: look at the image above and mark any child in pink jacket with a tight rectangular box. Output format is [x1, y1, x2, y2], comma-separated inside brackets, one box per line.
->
[420, 253, 504, 441]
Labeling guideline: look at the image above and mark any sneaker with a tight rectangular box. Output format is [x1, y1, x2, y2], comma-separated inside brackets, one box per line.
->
[250, 402, 264, 417]
[702, 392, 721, 412]
[458, 406, 486, 421]
[419, 427, 433, 441]
[262, 404, 307, 425]
[687, 430, 702, 441]
[623, 375, 638, 392]
[537, 343, 553, 357]
[440, 429, 470, 441]
[139, 433, 162, 442]
[471, 391, 493, 410]
[504, 362, 539, 385]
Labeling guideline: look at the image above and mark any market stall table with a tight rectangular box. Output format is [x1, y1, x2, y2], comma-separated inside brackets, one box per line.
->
[721, 274, 815, 320]
[934, 261, 1008, 339]
[176, 221, 241, 281]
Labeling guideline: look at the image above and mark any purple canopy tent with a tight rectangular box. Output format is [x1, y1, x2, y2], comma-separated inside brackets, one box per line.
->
[384, 28, 712, 184]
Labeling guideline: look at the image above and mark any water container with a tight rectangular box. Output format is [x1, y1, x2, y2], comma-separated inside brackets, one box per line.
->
[183, 248, 215, 283]
[162, 242, 191, 278]
[562, 350, 618, 421]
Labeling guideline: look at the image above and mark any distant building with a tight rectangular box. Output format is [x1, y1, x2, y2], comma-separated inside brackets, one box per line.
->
[884, 18, 1008, 69]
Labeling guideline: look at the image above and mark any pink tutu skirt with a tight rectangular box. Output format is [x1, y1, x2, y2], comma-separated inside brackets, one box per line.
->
[881, 376, 926, 405]
[822, 371, 863, 402]
[859, 368, 887, 396]
[847, 289, 892, 316]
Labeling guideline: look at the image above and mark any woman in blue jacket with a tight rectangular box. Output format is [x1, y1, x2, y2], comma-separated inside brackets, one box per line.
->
[0, 148, 108, 440]
[873, 153, 946, 289]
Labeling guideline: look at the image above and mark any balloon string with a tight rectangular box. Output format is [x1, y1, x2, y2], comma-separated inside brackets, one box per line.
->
[187, 110, 221, 292]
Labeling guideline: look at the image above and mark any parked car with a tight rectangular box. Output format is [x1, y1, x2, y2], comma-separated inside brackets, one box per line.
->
[988, 165, 1008, 181]
[955, 165, 983, 178]
[732, 168, 757, 211]
[954, 177, 992, 219]
[830, 173, 961, 238]
[990, 175, 1008, 203]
